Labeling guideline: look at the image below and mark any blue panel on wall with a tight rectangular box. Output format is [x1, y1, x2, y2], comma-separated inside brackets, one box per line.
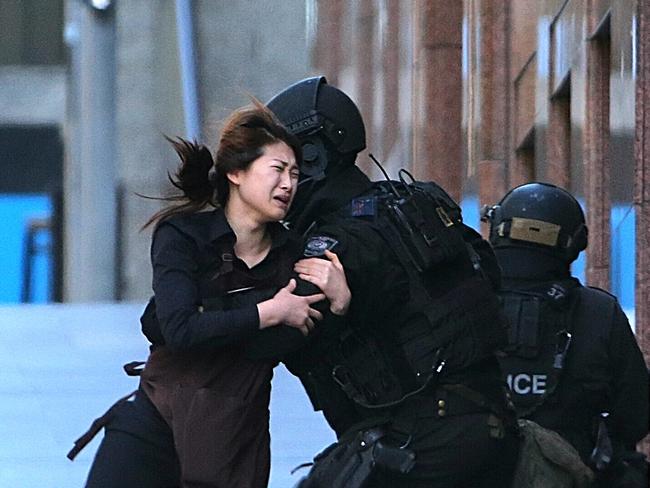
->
[461, 194, 480, 231]
[0, 194, 52, 303]
[571, 198, 587, 285]
[611, 205, 635, 312]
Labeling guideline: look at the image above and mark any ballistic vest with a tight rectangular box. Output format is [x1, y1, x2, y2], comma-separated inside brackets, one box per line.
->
[497, 279, 579, 415]
[305, 179, 508, 410]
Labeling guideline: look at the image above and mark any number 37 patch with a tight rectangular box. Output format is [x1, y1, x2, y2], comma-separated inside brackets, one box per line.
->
[303, 235, 339, 257]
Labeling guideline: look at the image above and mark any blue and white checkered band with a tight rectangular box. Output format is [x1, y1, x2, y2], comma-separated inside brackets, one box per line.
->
[303, 236, 339, 257]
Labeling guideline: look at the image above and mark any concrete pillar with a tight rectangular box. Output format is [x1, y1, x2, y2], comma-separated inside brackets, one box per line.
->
[471, 0, 510, 234]
[412, 0, 463, 201]
[65, 3, 117, 301]
[114, 1, 184, 301]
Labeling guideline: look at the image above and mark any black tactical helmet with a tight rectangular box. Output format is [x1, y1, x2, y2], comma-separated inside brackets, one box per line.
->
[267, 76, 366, 180]
[482, 182, 588, 262]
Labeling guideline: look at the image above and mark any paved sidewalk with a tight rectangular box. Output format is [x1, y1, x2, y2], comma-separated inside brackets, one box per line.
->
[0, 303, 334, 488]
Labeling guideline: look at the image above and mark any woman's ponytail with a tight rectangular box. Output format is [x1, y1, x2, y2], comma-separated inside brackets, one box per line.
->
[141, 137, 216, 230]
[167, 137, 215, 204]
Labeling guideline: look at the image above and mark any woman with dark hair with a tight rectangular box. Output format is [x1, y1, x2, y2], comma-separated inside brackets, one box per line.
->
[79, 101, 351, 487]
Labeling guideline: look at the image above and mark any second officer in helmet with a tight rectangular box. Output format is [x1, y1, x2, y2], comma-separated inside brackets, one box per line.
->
[483, 182, 649, 488]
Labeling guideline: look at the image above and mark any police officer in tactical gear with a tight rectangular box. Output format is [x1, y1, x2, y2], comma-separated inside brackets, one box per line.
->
[483, 182, 649, 488]
[266, 76, 519, 487]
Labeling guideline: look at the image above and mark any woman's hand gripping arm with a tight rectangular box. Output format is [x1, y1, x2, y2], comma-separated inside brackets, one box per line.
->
[293, 250, 351, 316]
[257, 279, 325, 336]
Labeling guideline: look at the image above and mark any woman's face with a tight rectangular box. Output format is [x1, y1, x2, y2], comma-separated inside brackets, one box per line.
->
[228, 141, 299, 223]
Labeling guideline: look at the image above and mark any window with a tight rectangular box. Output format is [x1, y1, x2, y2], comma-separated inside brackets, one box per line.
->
[0, 0, 64, 65]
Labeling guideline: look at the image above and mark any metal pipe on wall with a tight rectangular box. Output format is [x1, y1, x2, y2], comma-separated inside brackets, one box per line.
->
[175, 0, 201, 140]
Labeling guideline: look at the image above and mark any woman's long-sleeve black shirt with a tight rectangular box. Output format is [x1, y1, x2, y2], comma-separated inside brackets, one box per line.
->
[147, 209, 303, 351]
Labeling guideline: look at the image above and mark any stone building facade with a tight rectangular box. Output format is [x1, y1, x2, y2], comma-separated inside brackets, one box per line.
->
[459, 0, 648, 390]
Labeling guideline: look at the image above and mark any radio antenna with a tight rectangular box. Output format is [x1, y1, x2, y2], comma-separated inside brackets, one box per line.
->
[369, 153, 401, 197]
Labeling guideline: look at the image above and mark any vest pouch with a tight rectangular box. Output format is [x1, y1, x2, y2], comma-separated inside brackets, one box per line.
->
[385, 188, 464, 272]
[399, 276, 508, 374]
[501, 295, 542, 358]
[331, 331, 405, 407]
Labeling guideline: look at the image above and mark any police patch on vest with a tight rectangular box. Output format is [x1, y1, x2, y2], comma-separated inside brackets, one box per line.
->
[351, 196, 377, 217]
[304, 236, 339, 257]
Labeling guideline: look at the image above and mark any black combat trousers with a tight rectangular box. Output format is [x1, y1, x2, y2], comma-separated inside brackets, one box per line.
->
[85, 389, 180, 488]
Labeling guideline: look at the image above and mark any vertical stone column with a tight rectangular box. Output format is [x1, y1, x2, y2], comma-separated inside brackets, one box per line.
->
[381, 0, 401, 160]
[474, 0, 510, 232]
[635, 0, 650, 388]
[354, 0, 376, 174]
[510, 144, 535, 187]
[635, 0, 650, 458]
[546, 94, 571, 189]
[313, 0, 344, 85]
[584, 11, 611, 291]
[545, 6, 572, 190]
[412, 0, 462, 201]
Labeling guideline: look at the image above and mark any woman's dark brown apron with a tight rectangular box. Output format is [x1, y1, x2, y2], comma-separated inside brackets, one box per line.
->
[141, 244, 296, 488]
[141, 347, 274, 487]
